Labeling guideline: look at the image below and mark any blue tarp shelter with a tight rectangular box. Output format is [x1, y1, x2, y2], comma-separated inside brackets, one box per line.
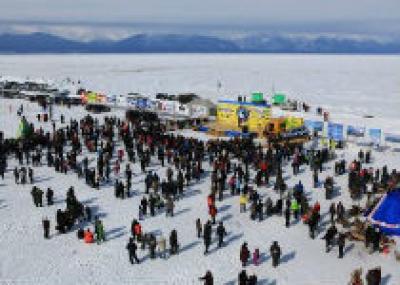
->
[368, 189, 400, 236]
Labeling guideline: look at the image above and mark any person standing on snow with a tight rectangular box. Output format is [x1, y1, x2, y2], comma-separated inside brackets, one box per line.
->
[240, 242, 250, 267]
[46, 187, 54, 206]
[285, 206, 291, 228]
[323, 223, 338, 253]
[169, 229, 179, 255]
[253, 248, 260, 266]
[199, 270, 213, 285]
[158, 234, 167, 259]
[126, 237, 140, 264]
[209, 204, 217, 224]
[196, 218, 202, 238]
[42, 217, 50, 239]
[291, 198, 300, 220]
[338, 232, 346, 258]
[270, 241, 281, 267]
[216, 221, 227, 247]
[95, 219, 105, 244]
[238, 270, 248, 285]
[203, 221, 212, 254]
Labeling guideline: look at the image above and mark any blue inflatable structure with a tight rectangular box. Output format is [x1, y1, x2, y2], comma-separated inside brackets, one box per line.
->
[368, 189, 400, 236]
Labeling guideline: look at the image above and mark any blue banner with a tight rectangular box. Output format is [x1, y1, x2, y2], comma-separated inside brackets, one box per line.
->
[328, 123, 344, 141]
[347, 125, 365, 137]
[369, 128, 382, 144]
[385, 133, 400, 143]
[304, 120, 324, 132]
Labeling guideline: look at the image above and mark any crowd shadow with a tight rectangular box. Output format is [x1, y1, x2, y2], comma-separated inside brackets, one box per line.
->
[106, 226, 127, 241]
[174, 207, 190, 216]
[183, 189, 201, 199]
[225, 232, 244, 244]
[220, 213, 233, 223]
[180, 240, 200, 253]
[34, 176, 53, 183]
[81, 197, 98, 205]
[281, 250, 296, 263]
[219, 204, 231, 213]
[344, 243, 355, 255]
[382, 274, 392, 285]
[258, 279, 276, 285]
[259, 252, 271, 264]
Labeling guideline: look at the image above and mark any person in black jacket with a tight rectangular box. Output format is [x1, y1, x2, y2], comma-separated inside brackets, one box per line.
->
[216, 222, 227, 247]
[372, 228, 381, 253]
[270, 241, 281, 267]
[42, 217, 50, 239]
[366, 267, 381, 285]
[169, 229, 179, 255]
[285, 207, 291, 228]
[199, 270, 213, 285]
[338, 232, 345, 258]
[323, 224, 337, 253]
[46, 188, 54, 206]
[203, 221, 212, 254]
[238, 270, 248, 285]
[126, 237, 140, 264]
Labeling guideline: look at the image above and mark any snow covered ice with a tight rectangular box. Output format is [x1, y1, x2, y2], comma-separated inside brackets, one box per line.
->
[0, 54, 400, 285]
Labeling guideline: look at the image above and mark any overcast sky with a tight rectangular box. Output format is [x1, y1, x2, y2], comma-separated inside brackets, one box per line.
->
[1, 0, 399, 40]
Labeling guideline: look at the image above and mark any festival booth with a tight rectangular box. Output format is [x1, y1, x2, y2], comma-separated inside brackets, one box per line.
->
[155, 93, 215, 119]
[80, 91, 110, 113]
[80, 91, 107, 105]
[210, 92, 305, 139]
[215, 99, 272, 136]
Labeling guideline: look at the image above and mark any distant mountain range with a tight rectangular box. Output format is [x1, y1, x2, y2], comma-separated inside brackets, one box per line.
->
[0, 32, 399, 54]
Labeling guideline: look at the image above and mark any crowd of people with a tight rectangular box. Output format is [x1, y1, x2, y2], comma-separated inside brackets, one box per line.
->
[0, 102, 399, 285]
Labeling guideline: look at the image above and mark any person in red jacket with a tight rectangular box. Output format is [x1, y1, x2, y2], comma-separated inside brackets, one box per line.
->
[207, 194, 215, 208]
[84, 228, 94, 243]
[134, 223, 142, 241]
[209, 205, 217, 224]
[313, 201, 321, 213]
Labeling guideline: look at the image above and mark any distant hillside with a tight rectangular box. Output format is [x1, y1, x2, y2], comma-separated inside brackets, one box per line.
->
[0, 32, 399, 53]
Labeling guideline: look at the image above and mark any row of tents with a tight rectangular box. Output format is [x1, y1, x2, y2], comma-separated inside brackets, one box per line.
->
[304, 120, 400, 146]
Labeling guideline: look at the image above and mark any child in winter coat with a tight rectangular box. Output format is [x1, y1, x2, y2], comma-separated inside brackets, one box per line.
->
[253, 248, 260, 266]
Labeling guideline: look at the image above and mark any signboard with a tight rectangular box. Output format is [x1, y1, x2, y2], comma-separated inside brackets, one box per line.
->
[175, 102, 191, 116]
[157, 100, 176, 114]
[385, 133, 400, 143]
[304, 120, 324, 132]
[369, 128, 382, 145]
[328, 123, 344, 141]
[347, 125, 365, 137]
[191, 104, 208, 118]
[285, 117, 303, 130]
